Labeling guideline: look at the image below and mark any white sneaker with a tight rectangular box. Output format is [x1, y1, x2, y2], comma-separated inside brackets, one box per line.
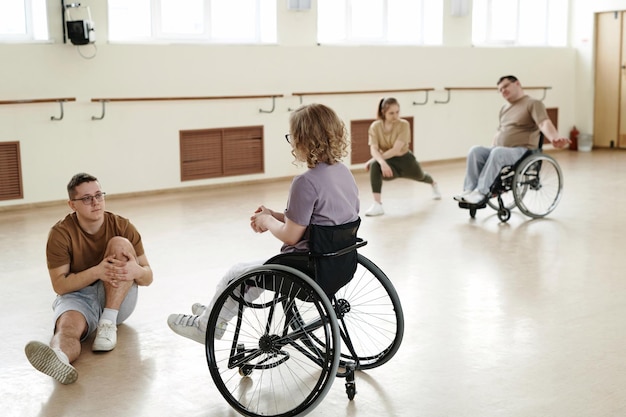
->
[25, 341, 78, 384]
[453, 190, 472, 202]
[463, 190, 487, 205]
[92, 319, 117, 352]
[364, 202, 384, 216]
[167, 314, 205, 344]
[191, 303, 207, 315]
[432, 183, 442, 200]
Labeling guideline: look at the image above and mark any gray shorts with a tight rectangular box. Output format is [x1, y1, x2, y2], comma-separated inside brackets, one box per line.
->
[52, 281, 138, 341]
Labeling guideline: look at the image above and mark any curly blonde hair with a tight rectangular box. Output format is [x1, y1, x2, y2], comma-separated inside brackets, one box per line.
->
[289, 103, 349, 168]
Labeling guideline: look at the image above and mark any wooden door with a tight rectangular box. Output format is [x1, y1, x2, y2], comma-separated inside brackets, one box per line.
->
[594, 12, 622, 148]
[621, 14, 626, 148]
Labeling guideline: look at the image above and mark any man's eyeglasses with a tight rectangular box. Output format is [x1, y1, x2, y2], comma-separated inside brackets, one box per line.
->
[72, 192, 106, 205]
[285, 134, 291, 144]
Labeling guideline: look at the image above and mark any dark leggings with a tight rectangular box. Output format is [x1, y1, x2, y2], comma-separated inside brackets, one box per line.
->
[370, 151, 433, 193]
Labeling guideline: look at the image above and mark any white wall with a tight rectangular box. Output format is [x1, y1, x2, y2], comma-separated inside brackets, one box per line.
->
[0, 0, 604, 208]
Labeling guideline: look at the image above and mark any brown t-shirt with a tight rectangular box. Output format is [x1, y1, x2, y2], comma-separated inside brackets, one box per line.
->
[495, 95, 548, 149]
[46, 211, 144, 272]
[368, 118, 411, 154]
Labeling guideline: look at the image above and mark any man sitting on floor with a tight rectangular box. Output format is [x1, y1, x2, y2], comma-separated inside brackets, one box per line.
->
[25, 173, 153, 384]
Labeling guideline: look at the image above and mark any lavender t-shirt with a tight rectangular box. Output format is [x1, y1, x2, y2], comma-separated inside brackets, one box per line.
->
[281, 162, 360, 253]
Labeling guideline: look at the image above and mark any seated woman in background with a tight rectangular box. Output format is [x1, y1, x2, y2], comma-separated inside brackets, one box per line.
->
[365, 97, 441, 217]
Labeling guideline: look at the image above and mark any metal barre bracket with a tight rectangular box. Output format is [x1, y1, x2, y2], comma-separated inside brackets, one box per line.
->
[92, 100, 107, 120]
[287, 95, 304, 112]
[412, 90, 430, 106]
[50, 100, 66, 121]
[259, 96, 277, 113]
[434, 89, 451, 104]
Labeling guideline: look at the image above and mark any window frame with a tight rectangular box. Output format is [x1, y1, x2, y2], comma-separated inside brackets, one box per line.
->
[472, 0, 568, 47]
[0, 0, 49, 42]
[317, 0, 443, 46]
[107, 0, 276, 45]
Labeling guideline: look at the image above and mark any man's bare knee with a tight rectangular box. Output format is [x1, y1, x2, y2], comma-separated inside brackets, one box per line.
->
[55, 311, 88, 339]
[105, 236, 137, 260]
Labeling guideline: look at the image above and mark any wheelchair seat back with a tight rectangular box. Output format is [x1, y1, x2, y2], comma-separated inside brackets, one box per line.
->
[265, 218, 361, 298]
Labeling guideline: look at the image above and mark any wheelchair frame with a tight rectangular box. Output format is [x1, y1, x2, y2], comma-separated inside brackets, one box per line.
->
[204, 234, 404, 417]
[459, 134, 564, 222]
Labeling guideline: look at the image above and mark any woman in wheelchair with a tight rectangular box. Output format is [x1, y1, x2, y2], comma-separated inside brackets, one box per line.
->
[167, 103, 360, 344]
[453, 75, 570, 206]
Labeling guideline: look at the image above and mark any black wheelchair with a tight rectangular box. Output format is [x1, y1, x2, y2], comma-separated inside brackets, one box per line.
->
[459, 134, 564, 222]
[204, 218, 405, 417]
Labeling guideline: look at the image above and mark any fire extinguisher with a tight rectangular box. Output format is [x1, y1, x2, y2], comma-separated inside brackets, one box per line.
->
[569, 126, 579, 151]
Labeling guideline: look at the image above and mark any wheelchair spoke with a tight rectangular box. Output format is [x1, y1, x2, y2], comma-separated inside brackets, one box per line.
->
[332, 255, 404, 369]
[514, 154, 563, 218]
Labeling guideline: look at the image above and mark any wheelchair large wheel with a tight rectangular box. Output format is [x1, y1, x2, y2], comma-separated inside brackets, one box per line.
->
[265, 254, 404, 372]
[513, 154, 563, 218]
[206, 265, 340, 417]
[333, 254, 404, 370]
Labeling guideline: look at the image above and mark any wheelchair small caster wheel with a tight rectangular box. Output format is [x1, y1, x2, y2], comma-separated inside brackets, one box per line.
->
[469, 207, 477, 218]
[346, 382, 356, 400]
[239, 365, 253, 377]
[498, 208, 511, 222]
[234, 344, 252, 376]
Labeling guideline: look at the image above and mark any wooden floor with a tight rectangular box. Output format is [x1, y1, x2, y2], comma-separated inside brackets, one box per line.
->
[2, 149, 625, 417]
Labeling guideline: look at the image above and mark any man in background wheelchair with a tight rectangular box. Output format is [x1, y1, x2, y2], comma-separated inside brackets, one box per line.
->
[454, 75, 570, 206]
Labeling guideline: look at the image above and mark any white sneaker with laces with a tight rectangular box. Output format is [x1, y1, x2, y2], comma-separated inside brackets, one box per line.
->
[432, 183, 442, 200]
[463, 190, 487, 205]
[167, 314, 205, 344]
[25, 341, 78, 384]
[92, 319, 117, 352]
[364, 202, 384, 216]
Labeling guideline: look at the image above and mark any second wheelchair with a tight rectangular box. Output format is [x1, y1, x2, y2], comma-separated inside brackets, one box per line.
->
[459, 136, 564, 222]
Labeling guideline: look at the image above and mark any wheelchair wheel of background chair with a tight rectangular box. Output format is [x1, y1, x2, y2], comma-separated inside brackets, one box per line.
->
[205, 265, 341, 417]
[333, 254, 404, 370]
[512, 153, 563, 218]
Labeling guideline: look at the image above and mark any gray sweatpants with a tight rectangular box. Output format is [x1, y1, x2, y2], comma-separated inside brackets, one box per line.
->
[463, 146, 527, 194]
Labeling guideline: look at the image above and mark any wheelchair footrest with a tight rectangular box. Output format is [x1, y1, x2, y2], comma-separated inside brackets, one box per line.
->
[458, 201, 487, 210]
